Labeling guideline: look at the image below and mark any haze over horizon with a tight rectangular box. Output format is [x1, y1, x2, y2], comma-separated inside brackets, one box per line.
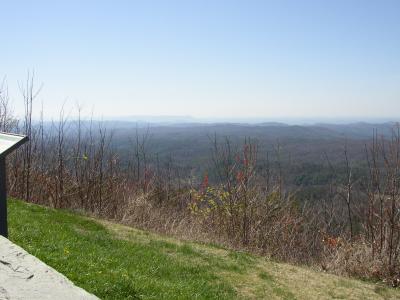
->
[101, 115, 399, 125]
[1, 1, 400, 120]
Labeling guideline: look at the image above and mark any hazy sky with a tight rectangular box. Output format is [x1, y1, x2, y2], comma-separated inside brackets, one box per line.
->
[1, 0, 400, 120]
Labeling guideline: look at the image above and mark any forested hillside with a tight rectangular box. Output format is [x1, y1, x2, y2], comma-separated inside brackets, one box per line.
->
[1, 80, 400, 287]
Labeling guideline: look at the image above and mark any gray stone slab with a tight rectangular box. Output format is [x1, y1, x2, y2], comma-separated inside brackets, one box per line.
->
[0, 236, 99, 300]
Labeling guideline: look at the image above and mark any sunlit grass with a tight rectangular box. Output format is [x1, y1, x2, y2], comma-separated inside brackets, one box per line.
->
[8, 199, 400, 300]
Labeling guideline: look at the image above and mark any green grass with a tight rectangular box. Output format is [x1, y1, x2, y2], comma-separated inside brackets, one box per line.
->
[8, 199, 400, 300]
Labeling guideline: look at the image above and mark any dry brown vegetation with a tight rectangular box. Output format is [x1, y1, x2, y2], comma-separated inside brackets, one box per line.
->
[1, 76, 400, 287]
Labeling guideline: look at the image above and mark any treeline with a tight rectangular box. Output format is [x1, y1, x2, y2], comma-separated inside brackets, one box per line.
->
[1, 77, 399, 286]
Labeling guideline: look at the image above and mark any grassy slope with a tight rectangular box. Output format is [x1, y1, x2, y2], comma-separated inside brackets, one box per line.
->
[8, 199, 399, 300]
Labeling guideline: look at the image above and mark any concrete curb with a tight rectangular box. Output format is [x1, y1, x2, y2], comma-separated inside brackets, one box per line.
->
[0, 236, 99, 300]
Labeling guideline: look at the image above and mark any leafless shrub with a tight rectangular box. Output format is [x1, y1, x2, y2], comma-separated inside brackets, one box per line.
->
[2, 75, 400, 285]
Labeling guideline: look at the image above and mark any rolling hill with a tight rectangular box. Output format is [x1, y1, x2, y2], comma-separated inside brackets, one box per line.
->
[8, 199, 400, 299]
